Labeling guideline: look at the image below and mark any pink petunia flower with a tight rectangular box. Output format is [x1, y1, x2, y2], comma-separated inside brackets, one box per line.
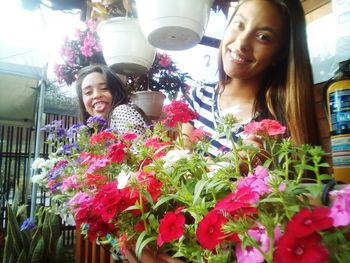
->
[236, 226, 270, 263]
[61, 174, 78, 192]
[236, 165, 272, 200]
[329, 185, 350, 227]
[243, 119, 286, 137]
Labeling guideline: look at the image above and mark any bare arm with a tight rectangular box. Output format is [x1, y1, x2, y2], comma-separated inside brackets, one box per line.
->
[181, 122, 195, 151]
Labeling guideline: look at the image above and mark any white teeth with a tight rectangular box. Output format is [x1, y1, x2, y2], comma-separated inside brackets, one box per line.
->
[231, 52, 245, 62]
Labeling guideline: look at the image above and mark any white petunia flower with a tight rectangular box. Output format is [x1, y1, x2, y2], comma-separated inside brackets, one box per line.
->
[117, 170, 134, 189]
[31, 173, 48, 184]
[162, 149, 191, 173]
[31, 158, 46, 169]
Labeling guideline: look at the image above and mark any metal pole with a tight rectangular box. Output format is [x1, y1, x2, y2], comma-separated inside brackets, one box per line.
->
[30, 65, 47, 219]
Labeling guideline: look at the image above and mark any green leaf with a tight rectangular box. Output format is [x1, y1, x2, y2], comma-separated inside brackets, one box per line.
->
[319, 174, 333, 181]
[31, 238, 44, 263]
[135, 231, 147, 259]
[48, 213, 61, 254]
[7, 205, 24, 255]
[305, 184, 323, 198]
[193, 180, 206, 205]
[16, 249, 27, 263]
[3, 226, 15, 263]
[53, 235, 64, 262]
[153, 195, 175, 209]
[28, 225, 42, 262]
[136, 236, 157, 259]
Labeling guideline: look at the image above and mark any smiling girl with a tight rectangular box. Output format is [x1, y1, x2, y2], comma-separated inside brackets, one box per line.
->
[75, 64, 147, 135]
[183, 0, 320, 157]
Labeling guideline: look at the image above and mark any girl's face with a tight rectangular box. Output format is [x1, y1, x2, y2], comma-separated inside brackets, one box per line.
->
[81, 72, 113, 119]
[221, 0, 285, 81]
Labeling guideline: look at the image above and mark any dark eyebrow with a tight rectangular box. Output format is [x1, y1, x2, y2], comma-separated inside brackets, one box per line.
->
[82, 82, 107, 90]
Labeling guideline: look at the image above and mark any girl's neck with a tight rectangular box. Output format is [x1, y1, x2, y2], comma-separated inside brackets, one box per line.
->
[220, 78, 259, 100]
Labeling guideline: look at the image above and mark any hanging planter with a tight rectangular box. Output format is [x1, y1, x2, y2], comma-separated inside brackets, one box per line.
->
[130, 91, 166, 120]
[135, 0, 214, 50]
[97, 17, 156, 75]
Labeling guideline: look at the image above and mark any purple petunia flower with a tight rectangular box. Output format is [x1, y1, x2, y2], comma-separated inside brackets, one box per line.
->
[86, 116, 108, 128]
[67, 123, 86, 139]
[20, 218, 36, 231]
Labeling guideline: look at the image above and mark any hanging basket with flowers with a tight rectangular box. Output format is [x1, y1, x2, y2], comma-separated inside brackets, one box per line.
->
[53, 19, 105, 86]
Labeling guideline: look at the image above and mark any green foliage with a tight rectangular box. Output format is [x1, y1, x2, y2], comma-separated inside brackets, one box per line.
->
[1, 189, 64, 263]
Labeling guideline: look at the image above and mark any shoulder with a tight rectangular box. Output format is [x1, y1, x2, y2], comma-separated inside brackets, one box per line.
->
[111, 103, 144, 121]
[189, 84, 216, 99]
[110, 103, 147, 135]
[187, 84, 217, 110]
[111, 104, 143, 117]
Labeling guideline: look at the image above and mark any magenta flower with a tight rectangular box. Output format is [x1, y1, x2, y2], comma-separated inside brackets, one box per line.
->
[68, 192, 92, 212]
[236, 226, 270, 263]
[61, 174, 78, 192]
[330, 185, 350, 226]
[236, 165, 272, 199]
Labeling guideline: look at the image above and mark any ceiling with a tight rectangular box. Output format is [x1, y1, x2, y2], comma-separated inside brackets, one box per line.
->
[0, 73, 38, 127]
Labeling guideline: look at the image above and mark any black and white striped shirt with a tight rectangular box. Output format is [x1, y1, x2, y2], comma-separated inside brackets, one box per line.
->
[187, 84, 252, 157]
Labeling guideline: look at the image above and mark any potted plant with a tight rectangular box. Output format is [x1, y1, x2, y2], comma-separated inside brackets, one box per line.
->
[135, 0, 214, 50]
[35, 107, 350, 263]
[90, 0, 231, 51]
[126, 52, 191, 119]
[53, 19, 105, 86]
[90, 0, 156, 75]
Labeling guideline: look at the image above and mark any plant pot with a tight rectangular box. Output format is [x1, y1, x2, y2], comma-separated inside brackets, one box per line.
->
[130, 91, 166, 120]
[97, 17, 156, 75]
[124, 247, 183, 263]
[135, 0, 214, 50]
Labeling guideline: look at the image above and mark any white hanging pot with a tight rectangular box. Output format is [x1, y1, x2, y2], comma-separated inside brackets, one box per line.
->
[97, 17, 156, 75]
[135, 0, 214, 50]
[130, 91, 166, 120]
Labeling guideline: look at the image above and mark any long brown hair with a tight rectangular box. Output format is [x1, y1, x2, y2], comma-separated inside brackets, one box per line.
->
[217, 0, 319, 146]
[75, 64, 129, 123]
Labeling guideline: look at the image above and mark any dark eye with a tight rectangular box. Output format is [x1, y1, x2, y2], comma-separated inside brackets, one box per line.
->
[256, 33, 272, 42]
[83, 90, 92, 96]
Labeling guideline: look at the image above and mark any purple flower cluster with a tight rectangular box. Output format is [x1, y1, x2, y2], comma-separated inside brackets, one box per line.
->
[20, 218, 37, 231]
[86, 116, 108, 129]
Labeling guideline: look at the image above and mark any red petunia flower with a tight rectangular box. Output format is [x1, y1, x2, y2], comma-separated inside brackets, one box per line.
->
[122, 132, 138, 141]
[285, 207, 333, 238]
[157, 207, 185, 247]
[144, 137, 172, 159]
[89, 131, 117, 145]
[86, 174, 108, 187]
[134, 220, 146, 232]
[274, 232, 329, 263]
[196, 210, 227, 250]
[162, 100, 199, 128]
[214, 186, 258, 214]
[107, 142, 126, 163]
[137, 171, 163, 203]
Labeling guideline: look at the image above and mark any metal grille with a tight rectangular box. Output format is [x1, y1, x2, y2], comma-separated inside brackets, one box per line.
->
[0, 113, 78, 242]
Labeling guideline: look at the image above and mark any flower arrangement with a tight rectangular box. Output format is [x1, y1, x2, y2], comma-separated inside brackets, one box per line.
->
[33, 100, 350, 263]
[53, 18, 190, 99]
[53, 19, 105, 86]
[126, 52, 191, 100]
[89, 0, 136, 20]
